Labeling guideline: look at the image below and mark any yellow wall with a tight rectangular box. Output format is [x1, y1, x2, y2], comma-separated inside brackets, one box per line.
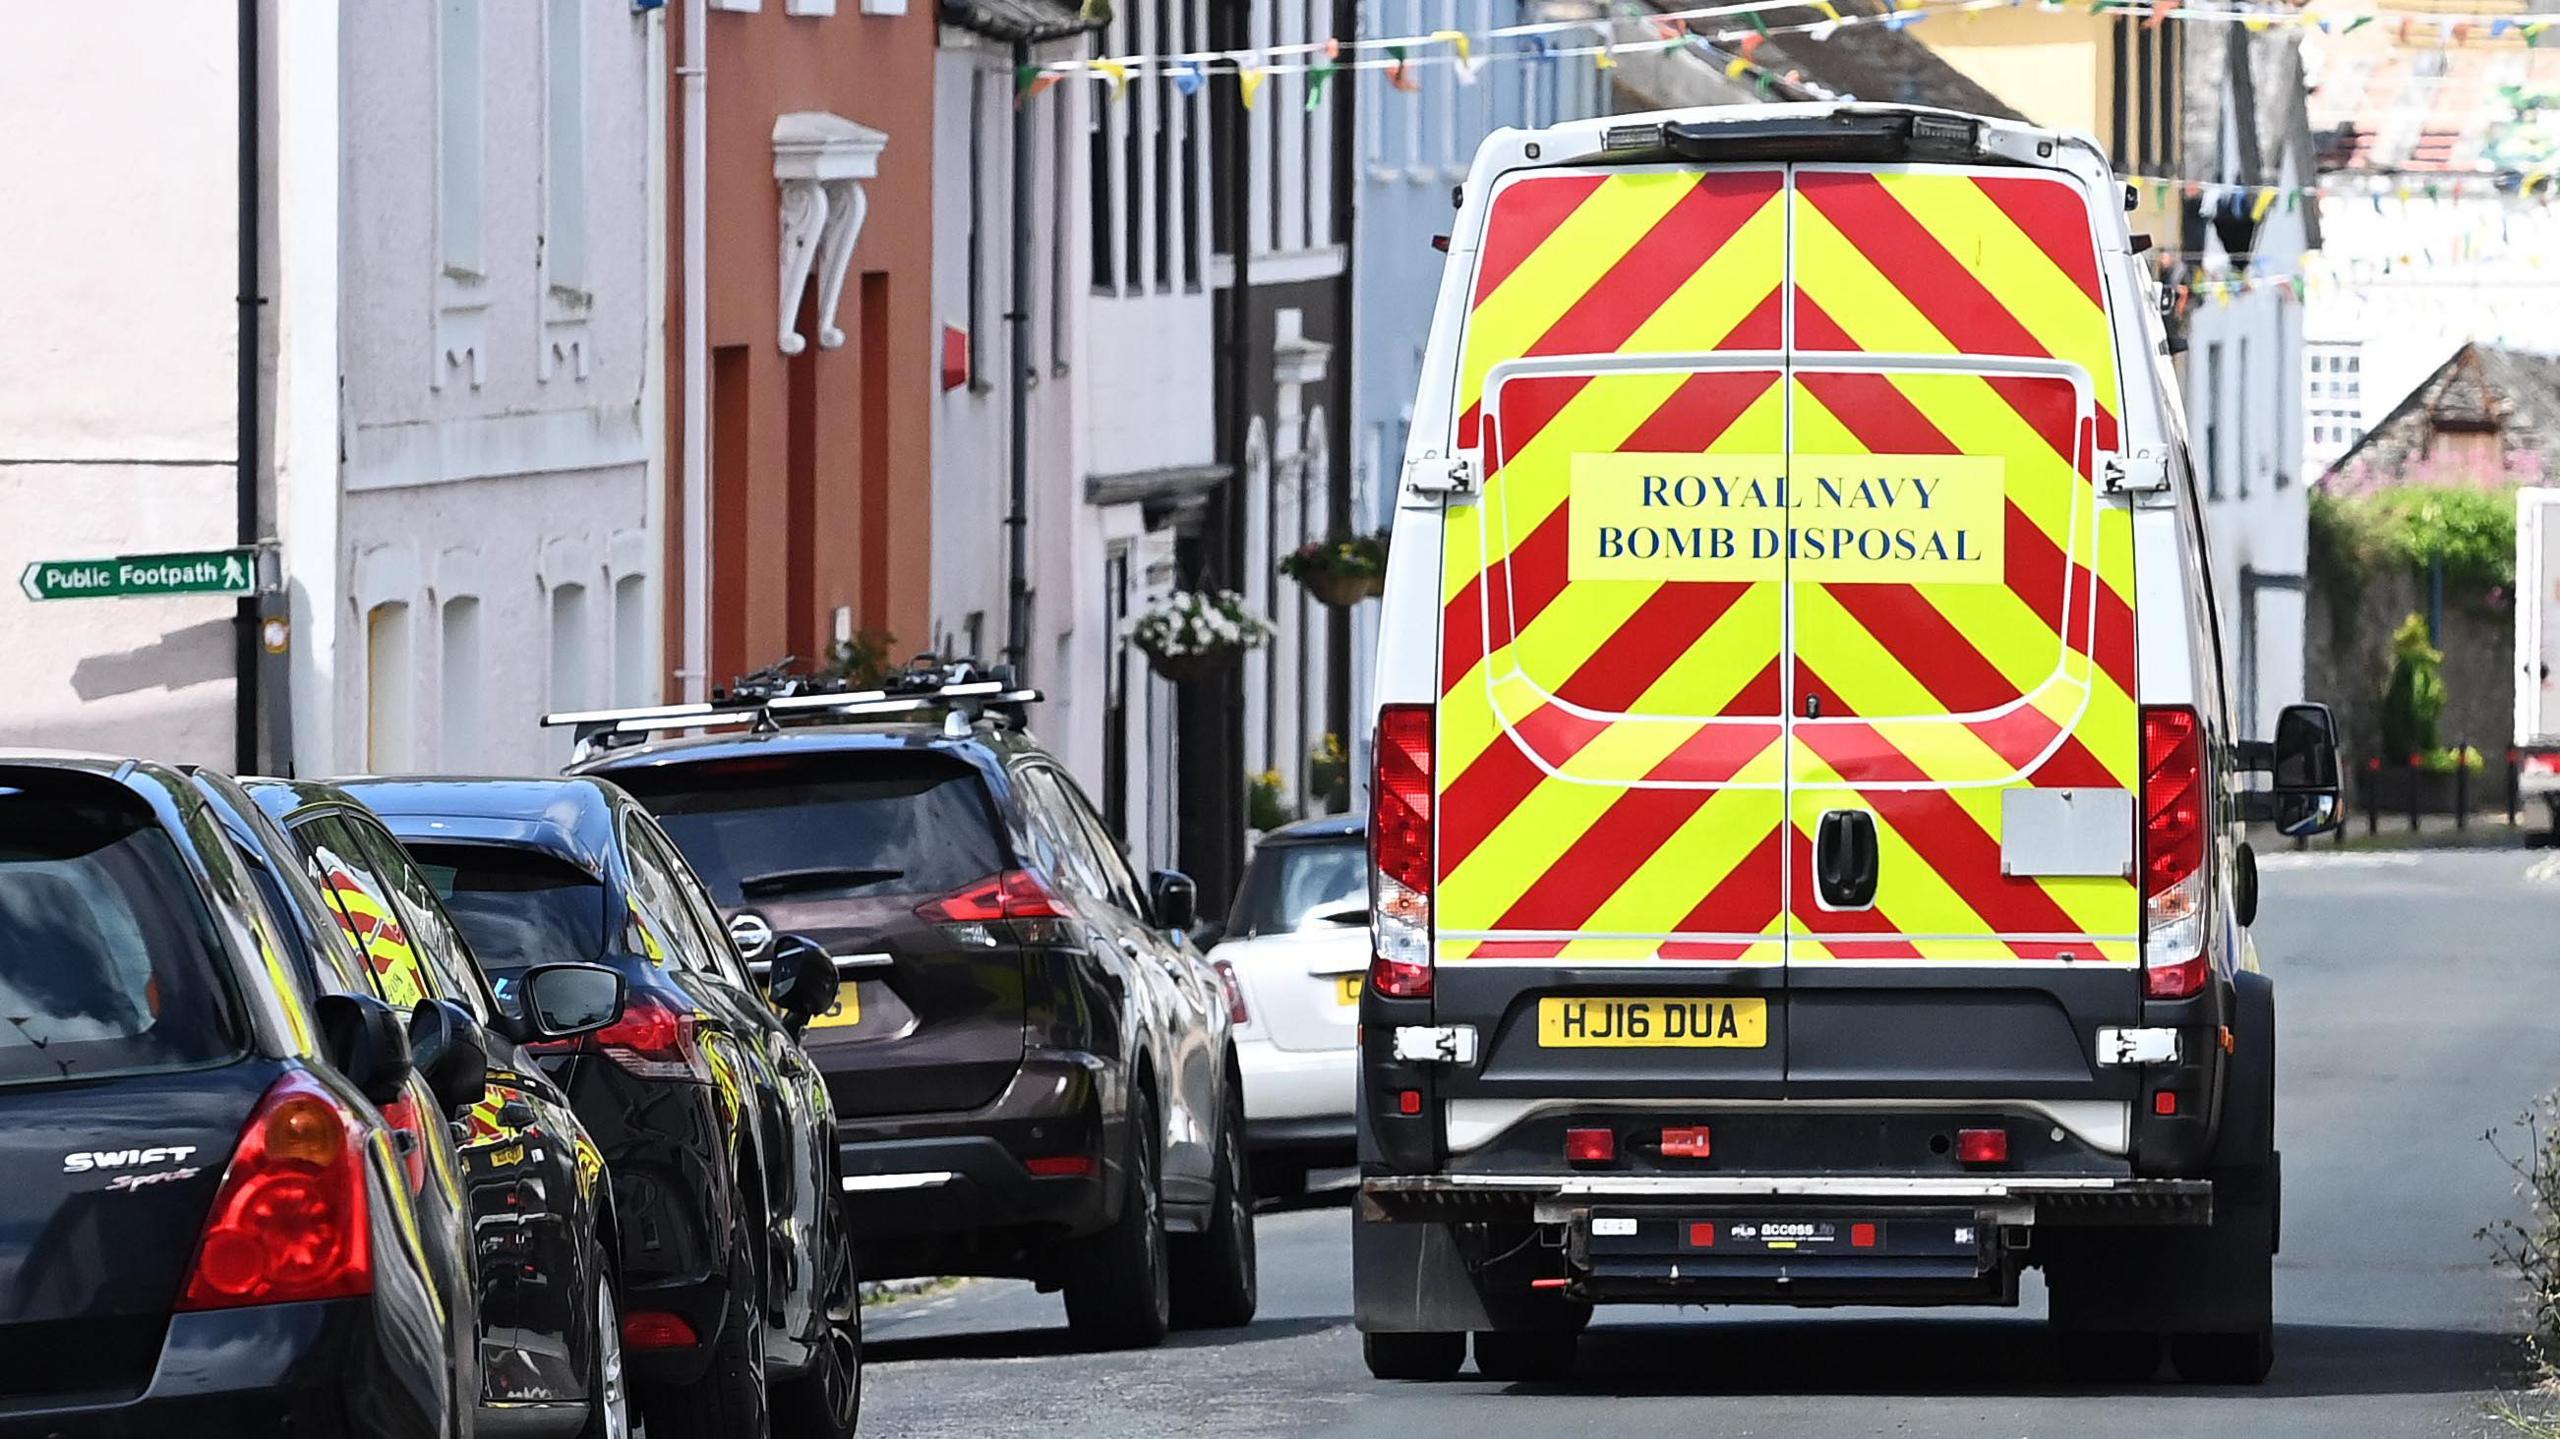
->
[1918, 8, 2115, 142]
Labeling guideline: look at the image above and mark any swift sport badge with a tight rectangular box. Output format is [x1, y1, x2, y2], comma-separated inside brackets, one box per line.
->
[63, 1145, 200, 1174]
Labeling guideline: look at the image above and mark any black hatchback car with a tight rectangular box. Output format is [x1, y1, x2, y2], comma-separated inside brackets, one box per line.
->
[341, 776, 861, 1439]
[221, 777, 634, 1439]
[0, 755, 462, 1437]
[568, 666, 1257, 1350]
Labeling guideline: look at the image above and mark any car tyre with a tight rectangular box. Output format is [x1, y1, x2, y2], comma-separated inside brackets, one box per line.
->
[1250, 1156, 1307, 1202]
[771, 1216, 862, 1438]
[637, 1218, 770, 1439]
[1171, 1078, 1258, 1330]
[2054, 1329, 2161, 1384]
[1472, 1329, 1577, 1383]
[576, 1258, 632, 1439]
[1063, 1089, 1172, 1350]
[2169, 1329, 2274, 1386]
[1364, 1331, 1466, 1382]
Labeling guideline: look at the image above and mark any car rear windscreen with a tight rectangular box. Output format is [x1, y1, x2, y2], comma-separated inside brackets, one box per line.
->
[409, 844, 608, 979]
[0, 780, 242, 1085]
[1226, 837, 1366, 938]
[615, 754, 1007, 907]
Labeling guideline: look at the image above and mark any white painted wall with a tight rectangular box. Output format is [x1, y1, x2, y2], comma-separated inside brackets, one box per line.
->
[0, 2, 242, 760]
[324, 0, 661, 777]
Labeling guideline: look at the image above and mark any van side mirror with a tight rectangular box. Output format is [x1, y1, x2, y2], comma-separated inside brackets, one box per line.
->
[766, 935, 842, 1036]
[1149, 869, 1199, 932]
[2240, 702, 2344, 837]
[408, 998, 491, 1120]
[314, 992, 416, 1108]
[516, 963, 629, 1042]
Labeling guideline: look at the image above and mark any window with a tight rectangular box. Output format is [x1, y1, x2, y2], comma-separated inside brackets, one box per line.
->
[367, 602, 414, 771]
[2237, 336, 2251, 500]
[1227, 837, 1364, 937]
[613, 573, 650, 706]
[438, 0, 485, 279]
[2203, 343, 2224, 502]
[440, 596, 481, 771]
[618, 815, 713, 973]
[293, 813, 435, 1009]
[543, 0, 588, 298]
[345, 815, 489, 1020]
[549, 581, 590, 719]
[410, 842, 607, 980]
[1014, 766, 1116, 908]
[1091, 0, 1208, 294]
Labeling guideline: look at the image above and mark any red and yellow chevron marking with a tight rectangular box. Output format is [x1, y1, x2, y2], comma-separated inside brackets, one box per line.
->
[1434, 161, 2140, 966]
[318, 856, 429, 1006]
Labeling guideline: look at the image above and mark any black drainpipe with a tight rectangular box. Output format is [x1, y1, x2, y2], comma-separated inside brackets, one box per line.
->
[1003, 37, 1034, 681]
[234, 0, 262, 773]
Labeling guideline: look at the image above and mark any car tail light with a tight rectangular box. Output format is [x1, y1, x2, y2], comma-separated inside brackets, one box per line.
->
[1370, 704, 1435, 999]
[1660, 1126, 1712, 1159]
[178, 1071, 373, 1310]
[1954, 1127, 2009, 1165]
[1212, 958, 1250, 1027]
[1564, 1128, 1615, 1163]
[2140, 706, 2210, 1000]
[917, 869, 1076, 946]
[1024, 1155, 1095, 1178]
[594, 993, 715, 1083]
[623, 1311, 700, 1350]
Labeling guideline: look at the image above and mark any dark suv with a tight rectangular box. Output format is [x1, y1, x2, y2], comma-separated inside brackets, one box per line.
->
[568, 668, 1257, 1349]
[341, 777, 860, 1439]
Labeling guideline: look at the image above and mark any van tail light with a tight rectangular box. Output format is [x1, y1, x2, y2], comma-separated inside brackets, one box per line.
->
[1211, 959, 1251, 1027]
[1954, 1127, 2010, 1165]
[178, 1071, 373, 1310]
[2140, 706, 2210, 1000]
[594, 993, 716, 1083]
[1370, 704, 1435, 999]
[916, 869, 1076, 946]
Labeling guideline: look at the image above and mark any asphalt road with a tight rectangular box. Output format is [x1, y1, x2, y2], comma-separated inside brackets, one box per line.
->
[861, 848, 2555, 1438]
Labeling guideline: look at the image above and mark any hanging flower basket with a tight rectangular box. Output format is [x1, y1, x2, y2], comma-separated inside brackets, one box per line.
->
[1130, 589, 1271, 684]
[1279, 531, 1390, 610]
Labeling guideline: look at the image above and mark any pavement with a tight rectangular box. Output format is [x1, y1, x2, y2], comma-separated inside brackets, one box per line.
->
[859, 848, 2558, 1438]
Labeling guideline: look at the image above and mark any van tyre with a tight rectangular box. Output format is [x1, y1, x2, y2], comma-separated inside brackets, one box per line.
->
[1364, 1331, 1466, 1381]
[1472, 1329, 1578, 1383]
[2170, 1328, 2275, 1385]
[2054, 1329, 2161, 1384]
[770, 1217, 862, 1438]
[1063, 1089, 1172, 1350]
[637, 1218, 769, 1439]
[1171, 1078, 1258, 1330]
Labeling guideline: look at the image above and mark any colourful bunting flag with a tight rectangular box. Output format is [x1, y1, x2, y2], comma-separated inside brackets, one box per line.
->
[1387, 46, 1421, 91]
[2251, 187, 2276, 221]
[1094, 58, 1130, 100]
[1725, 54, 1753, 77]
[1305, 59, 1338, 108]
[1238, 64, 1268, 108]
[1014, 62, 1042, 97]
[1431, 28, 1471, 59]
[1172, 60, 1204, 96]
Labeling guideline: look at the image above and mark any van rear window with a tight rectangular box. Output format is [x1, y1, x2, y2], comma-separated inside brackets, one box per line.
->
[612, 754, 1007, 907]
[0, 782, 241, 1086]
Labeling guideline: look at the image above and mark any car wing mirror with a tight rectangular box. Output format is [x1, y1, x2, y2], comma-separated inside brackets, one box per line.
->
[517, 963, 629, 1042]
[1148, 869, 1199, 933]
[765, 935, 842, 1037]
[408, 997, 491, 1120]
[314, 991, 415, 1109]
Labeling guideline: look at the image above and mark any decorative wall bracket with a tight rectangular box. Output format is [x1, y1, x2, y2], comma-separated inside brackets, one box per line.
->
[773, 111, 887, 355]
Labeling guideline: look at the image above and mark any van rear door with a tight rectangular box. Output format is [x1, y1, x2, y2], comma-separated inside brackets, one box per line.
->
[1781, 165, 2142, 1098]
[1428, 153, 2141, 1122]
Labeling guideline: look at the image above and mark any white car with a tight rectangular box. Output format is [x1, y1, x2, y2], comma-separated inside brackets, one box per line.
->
[1205, 814, 1367, 1197]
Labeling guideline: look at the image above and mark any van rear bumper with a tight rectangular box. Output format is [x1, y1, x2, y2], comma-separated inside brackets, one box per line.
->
[1359, 1172, 2213, 1227]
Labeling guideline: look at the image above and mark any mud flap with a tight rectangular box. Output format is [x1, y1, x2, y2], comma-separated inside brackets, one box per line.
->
[1353, 1217, 1496, 1334]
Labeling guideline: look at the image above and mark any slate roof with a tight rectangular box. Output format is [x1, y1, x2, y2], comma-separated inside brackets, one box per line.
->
[2318, 342, 2560, 494]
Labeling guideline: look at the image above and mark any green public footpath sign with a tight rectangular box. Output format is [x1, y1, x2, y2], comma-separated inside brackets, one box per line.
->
[18, 548, 258, 602]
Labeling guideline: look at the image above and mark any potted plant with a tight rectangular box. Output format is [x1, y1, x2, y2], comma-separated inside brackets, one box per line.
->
[1248, 769, 1292, 832]
[1129, 589, 1271, 684]
[1278, 530, 1390, 609]
[1308, 732, 1350, 810]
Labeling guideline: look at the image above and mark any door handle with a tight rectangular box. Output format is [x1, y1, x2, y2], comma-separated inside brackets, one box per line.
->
[1815, 809, 1879, 910]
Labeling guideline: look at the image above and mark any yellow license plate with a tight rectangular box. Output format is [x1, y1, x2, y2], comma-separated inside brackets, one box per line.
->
[805, 986, 864, 1030]
[1335, 975, 1363, 1006]
[1537, 996, 1767, 1048]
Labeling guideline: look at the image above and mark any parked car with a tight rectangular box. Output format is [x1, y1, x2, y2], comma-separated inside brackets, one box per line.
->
[1205, 814, 1367, 1199]
[340, 775, 862, 1439]
[209, 774, 633, 1439]
[0, 756, 465, 1436]
[564, 666, 1257, 1349]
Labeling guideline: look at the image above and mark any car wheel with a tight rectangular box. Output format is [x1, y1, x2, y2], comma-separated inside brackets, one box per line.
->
[771, 1216, 863, 1437]
[577, 1259, 632, 1439]
[1472, 1329, 1578, 1383]
[637, 1218, 770, 1439]
[1363, 1331, 1466, 1382]
[1063, 1088, 1172, 1350]
[1171, 1080, 1258, 1330]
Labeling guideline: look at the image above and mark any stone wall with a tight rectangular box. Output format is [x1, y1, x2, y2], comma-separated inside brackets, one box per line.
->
[2304, 564, 2514, 802]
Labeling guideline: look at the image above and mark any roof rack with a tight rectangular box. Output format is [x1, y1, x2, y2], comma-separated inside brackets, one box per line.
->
[542, 656, 1041, 759]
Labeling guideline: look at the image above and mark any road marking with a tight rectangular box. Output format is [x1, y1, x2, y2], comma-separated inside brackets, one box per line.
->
[2526, 854, 2560, 885]
[2254, 852, 2419, 872]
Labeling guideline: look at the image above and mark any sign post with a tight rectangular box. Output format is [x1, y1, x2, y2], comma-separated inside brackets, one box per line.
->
[18, 548, 260, 603]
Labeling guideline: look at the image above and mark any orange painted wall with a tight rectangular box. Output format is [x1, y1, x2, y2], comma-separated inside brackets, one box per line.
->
[666, 1, 937, 695]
